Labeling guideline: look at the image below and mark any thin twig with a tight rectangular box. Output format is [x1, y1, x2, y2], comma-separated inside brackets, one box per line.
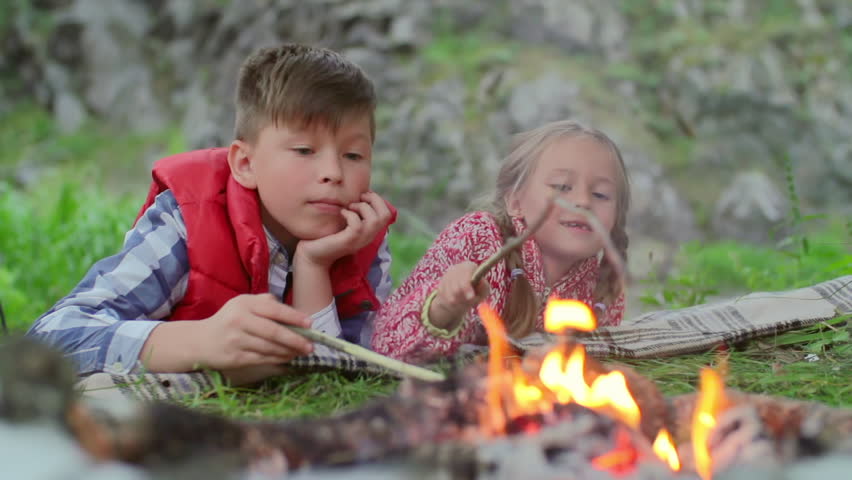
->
[551, 197, 628, 298]
[465, 193, 628, 344]
[285, 326, 446, 382]
[471, 193, 558, 286]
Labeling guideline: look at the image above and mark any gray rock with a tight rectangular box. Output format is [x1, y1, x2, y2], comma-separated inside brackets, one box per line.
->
[627, 165, 699, 244]
[507, 72, 580, 131]
[507, 0, 628, 57]
[53, 91, 87, 133]
[712, 171, 790, 244]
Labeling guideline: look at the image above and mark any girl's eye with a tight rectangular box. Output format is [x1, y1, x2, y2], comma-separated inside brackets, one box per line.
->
[549, 184, 571, 192]
[593, 192, 611, 200]
[292, 147, 314, 155]
[344, 152, 364, 161]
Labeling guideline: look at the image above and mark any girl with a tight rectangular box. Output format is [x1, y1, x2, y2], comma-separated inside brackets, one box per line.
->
[372, 120, 630, 363]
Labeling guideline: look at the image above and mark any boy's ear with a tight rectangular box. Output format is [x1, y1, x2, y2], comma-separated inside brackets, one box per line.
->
[227, 140, 257, 189]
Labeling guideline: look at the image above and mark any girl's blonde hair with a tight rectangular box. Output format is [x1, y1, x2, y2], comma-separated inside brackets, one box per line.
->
[479, 120, 631, 338]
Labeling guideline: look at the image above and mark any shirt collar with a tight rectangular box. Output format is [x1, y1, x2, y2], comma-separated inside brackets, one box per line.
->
[263, 226, 291, 270]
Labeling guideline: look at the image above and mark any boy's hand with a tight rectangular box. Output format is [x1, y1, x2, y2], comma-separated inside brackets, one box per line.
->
[429, 261, 491, 329]
[296, 191, 392, 268]
[197, 293, 314, 370]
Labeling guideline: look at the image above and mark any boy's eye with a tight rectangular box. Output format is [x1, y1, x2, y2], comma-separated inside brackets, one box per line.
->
[344, 152, 364, 161]
[549, 184, 571, 192]
[292, 147, 314, 155]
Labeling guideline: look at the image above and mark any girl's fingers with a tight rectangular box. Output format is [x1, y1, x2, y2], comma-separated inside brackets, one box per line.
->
[475, 279, 491, 299]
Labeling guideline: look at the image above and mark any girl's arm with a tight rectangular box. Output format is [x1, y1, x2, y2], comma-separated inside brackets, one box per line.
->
[371, 212, 503, 363]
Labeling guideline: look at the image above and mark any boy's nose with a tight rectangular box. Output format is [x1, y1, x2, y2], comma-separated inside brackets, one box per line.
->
[318, 153, 343, 184]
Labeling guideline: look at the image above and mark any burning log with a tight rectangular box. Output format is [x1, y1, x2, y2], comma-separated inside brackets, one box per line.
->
[61, 341, 675, 475]
[670, 389, 852, 465]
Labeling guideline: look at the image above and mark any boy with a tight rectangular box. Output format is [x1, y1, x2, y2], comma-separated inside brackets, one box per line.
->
[27, 44, 396, 386]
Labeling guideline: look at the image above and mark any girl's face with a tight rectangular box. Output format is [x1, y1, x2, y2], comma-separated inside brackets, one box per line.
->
[508, 135, 620, 283]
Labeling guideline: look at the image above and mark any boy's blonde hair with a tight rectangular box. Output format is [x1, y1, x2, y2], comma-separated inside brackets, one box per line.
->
[481, 120, 631, 338]
[234, 44, 377, 143]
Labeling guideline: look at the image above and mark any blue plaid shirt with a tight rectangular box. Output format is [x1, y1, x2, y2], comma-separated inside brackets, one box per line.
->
[26, 190, 392, 376]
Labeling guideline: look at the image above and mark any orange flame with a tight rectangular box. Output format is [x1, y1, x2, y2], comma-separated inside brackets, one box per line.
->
[591, 428, 638, 475]
[692, 367, 727, 480]
[653, 428, 681, 471]
[478, 303, 510, 435]
[538, 346, 641, 430]
[544, 298, 597, 332]
[479, 299, 683, 474]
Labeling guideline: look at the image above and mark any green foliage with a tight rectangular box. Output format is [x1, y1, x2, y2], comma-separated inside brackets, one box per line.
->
[644, 151, 849, 309]
[387, 231, 432, 287]
[0, 105, 55, 168]
[0, 181, 137, 329]
[0, 103, 181, 193]
[421, 9, 517, 90]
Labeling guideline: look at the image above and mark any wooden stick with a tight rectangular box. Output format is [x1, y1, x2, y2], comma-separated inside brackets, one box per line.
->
[468, 193, 627, 295]
[551, 197, 628, 297]
[285, 326, 446, 382]
[471, 193, 557, 286]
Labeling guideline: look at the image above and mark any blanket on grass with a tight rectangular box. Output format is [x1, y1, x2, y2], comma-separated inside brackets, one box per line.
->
[77, 275, 851, 402]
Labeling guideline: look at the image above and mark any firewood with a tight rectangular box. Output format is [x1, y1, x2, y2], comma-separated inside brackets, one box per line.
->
[669, 390, 852, 458]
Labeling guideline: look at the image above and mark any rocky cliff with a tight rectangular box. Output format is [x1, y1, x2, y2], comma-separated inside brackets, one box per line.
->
[2, 0, 850, 276]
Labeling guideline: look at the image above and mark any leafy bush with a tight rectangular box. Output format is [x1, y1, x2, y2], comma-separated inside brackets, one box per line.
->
[0, 181, 137, 329]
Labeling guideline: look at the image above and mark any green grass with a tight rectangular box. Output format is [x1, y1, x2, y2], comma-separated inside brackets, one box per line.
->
[0, 181, 139, 328]
[182, 370, 399, 420]
[641, 219, 851, 309]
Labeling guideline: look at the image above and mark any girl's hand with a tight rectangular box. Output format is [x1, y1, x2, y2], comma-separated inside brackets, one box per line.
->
[428, 261, 491, 330]
[296, 191, 392, 269]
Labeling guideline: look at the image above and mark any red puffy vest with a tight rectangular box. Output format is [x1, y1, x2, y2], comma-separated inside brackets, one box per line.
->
[135, 148, 396, 323]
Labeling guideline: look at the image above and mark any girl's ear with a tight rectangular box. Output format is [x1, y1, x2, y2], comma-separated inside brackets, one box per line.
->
[506, 192, 524, 217]
[227, 140, 257, 189]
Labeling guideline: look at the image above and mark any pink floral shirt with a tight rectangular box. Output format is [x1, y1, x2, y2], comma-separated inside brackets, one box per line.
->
[371, 211, 624, 362]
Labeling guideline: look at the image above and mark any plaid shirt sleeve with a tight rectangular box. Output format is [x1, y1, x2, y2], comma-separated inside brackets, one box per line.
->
[26, 190, 190, 376]
[349, 235, 393, 348]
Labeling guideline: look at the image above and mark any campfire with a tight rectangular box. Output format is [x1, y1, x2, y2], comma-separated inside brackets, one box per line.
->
[476, 298, 699, 478]
[4, 297, 850, 479]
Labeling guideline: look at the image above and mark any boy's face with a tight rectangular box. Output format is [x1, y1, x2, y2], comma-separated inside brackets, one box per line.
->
[508, 136, 619, 280]
[229, 115, 373, 252]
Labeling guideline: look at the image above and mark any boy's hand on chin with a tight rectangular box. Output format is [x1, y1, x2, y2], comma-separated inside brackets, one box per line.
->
[197, 293, 314, 370]
[296, 191, 392, 268]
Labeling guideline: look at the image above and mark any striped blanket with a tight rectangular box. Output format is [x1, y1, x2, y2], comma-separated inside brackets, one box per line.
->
[77, 275, 851, 402]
